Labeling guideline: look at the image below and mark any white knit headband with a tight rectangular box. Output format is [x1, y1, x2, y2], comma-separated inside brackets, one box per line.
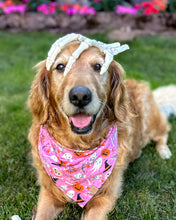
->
[46, 33, 129, 76]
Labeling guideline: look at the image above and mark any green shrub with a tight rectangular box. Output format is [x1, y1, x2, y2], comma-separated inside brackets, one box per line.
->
[89, 0, 123, 11]
[167, 0, 176, 12]
[26, 0, 52, 11]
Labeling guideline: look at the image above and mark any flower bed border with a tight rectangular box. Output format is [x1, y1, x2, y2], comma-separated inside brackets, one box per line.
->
[0, 12, 176, 36]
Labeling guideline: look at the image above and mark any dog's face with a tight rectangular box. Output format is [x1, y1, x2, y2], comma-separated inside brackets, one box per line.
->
[29, 42, 126, 137]
[50, 43, 110, 135]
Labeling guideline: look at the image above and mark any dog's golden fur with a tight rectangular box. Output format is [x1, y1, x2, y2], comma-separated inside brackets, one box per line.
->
[28, 43, 171, 220]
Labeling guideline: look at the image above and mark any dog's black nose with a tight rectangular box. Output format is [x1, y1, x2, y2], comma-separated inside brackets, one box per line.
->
[69, 86, 92, 107]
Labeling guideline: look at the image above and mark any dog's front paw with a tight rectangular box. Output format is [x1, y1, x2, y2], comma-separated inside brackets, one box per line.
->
[157, 145, 172, 159]
[11, 215, 22, 220]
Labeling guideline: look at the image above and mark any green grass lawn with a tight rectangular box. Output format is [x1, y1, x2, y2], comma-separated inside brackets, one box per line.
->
[0, 31, 176, 220]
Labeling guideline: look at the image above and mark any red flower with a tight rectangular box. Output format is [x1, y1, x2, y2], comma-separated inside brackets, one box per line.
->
[135, 4, 141, 9]
[74, 4, 81, 10]
[60, 4, 68, 11]
[153, 0, 167, 11]
[142, 2, 151, 8]
[144, 4, 159, 14]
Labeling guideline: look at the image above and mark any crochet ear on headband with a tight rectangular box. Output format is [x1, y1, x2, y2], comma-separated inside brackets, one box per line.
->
[46, 33, 129, 76]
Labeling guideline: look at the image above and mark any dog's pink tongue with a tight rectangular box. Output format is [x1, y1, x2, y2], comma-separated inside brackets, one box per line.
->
[70, 113, 91, 128]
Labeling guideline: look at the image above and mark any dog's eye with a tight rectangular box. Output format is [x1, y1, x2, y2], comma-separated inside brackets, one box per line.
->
[93, 64, 101, 72]
[56, 64, 65, 72]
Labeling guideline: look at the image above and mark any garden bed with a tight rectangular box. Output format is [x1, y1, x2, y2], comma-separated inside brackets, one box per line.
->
[0, 12, 176, 40]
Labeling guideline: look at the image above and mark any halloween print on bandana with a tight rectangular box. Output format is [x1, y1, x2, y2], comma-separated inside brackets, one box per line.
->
[38, 125, 118, 208]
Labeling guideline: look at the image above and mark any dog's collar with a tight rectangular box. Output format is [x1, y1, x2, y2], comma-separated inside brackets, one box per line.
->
[38, 125, 118, 207]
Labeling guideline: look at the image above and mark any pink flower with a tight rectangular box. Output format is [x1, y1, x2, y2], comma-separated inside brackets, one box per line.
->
[49, 6, 55, 14]
[64, 4, 96, 15]
[3, 4, 26, 14]
[80, 5, 95, 15]
[17, 5, 26, 13]
[49, 3, 57, 14]
[37, 4, 49, 14]
[3, 7, 12, 14]
[86, 6, 96, 15]
[116, 5, 138, 14]
[50, 2, 57, 7]
[79, 5, 87, 14]
[66, 8, 74, 15]
[37, 2, 58, 14]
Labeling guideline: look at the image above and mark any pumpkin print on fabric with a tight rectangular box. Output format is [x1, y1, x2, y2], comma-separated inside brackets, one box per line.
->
[73, 151, 85, 157]
[72, 183, 84, 191]
[101, 149, 110, 157]
[38, 124, 118, 208]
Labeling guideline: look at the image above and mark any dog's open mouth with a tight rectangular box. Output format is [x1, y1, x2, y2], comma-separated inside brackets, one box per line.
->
[69, 113, 96, 135]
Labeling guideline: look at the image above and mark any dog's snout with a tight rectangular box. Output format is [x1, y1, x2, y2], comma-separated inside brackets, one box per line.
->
[69, 86, 92, 107]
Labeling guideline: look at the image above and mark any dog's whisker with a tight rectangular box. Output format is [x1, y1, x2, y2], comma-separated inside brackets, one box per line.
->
[97, 99, 113, 114]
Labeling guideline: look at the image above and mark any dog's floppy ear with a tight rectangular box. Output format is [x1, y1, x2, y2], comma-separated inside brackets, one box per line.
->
[28, 60, 50, 124]
[108, 60, 129, 123]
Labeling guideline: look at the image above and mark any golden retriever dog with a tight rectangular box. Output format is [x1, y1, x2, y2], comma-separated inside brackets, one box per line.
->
[28, 34, 176, 220]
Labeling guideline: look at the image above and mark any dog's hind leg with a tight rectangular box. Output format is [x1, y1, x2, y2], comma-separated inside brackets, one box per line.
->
[33, 187, 65, 220]
[152, 85, 176, 159]
[154, 131, 172, 160]
[151, 112, 172, 160]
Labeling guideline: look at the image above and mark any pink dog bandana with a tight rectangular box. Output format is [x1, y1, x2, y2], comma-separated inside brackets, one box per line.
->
[38, 125, 118, 208]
